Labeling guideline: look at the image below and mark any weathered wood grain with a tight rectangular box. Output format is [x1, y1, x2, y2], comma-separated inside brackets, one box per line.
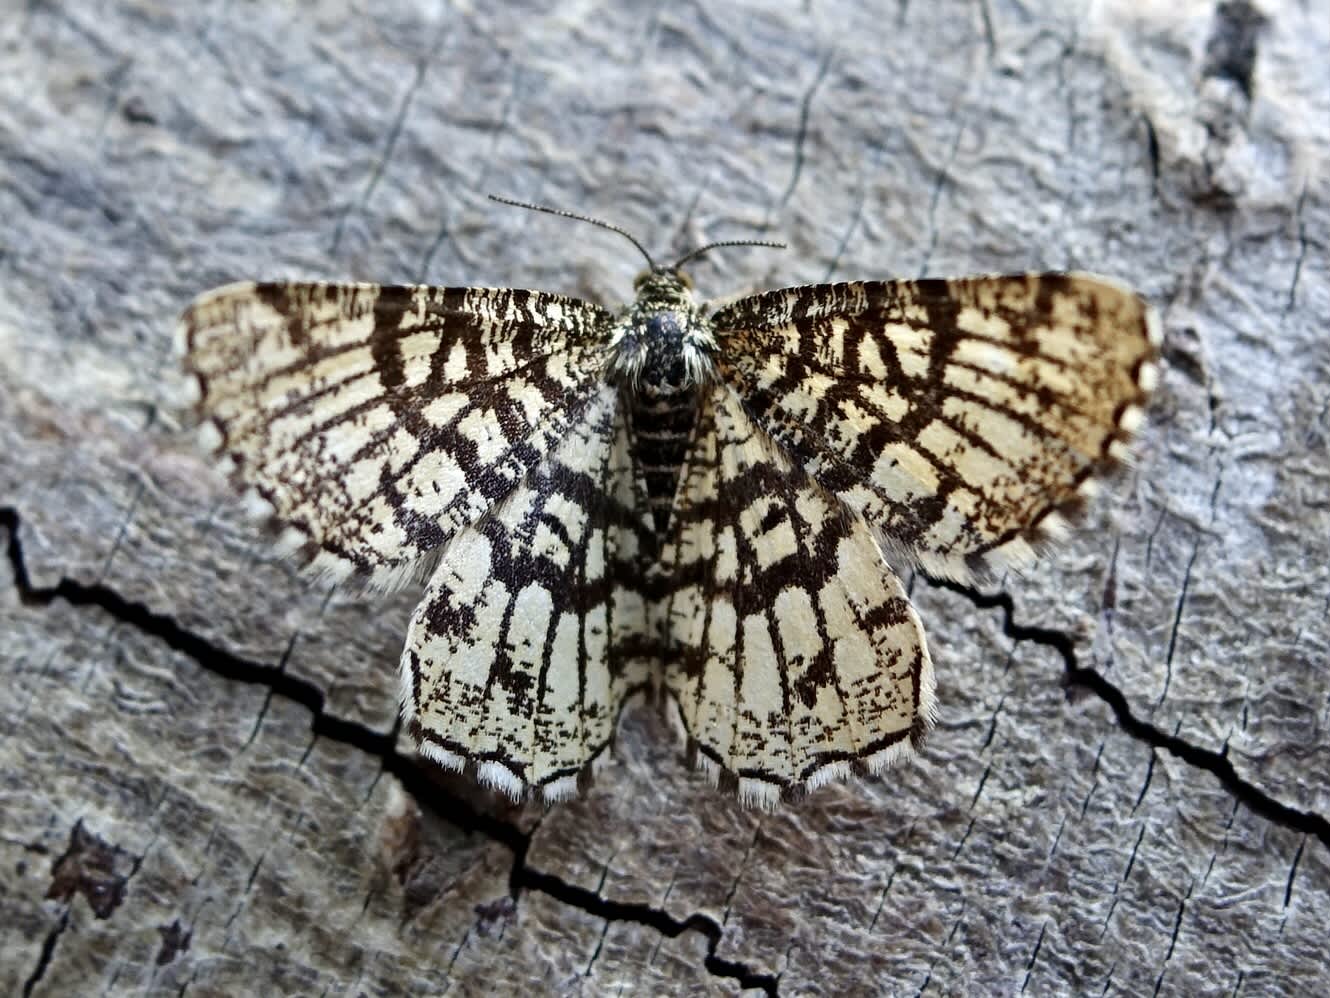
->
[2, 1, 1326, 994]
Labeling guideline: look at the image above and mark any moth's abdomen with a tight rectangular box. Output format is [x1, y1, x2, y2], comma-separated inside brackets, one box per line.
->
[626, 387, 699, 536]
[609, 276, 712, 537]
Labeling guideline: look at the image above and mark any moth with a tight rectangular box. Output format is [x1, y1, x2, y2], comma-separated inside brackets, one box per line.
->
[180, 198, 1160, 809]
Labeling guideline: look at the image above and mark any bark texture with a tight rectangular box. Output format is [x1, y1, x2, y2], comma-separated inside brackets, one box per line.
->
[2, 1, 1327, 994]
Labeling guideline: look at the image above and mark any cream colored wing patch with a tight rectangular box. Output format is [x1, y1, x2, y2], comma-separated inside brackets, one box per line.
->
[655, 386, 936, 809]
[713, 273, 1160, 581]
[401, 387, 655, 802]
[182, 256, 1158, 810]
[180, 282, 611, 589]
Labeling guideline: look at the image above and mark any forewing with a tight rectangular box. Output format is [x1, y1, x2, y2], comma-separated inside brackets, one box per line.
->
[711, 274, 1160, 579]
[656, 385, 936, 809]
[401, 387, 656, 801]
[180, 282, 612, 587]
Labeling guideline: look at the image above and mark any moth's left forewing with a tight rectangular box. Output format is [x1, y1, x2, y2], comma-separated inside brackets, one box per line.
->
[709, 273, 1161, 581]
[179, 281, 614, 590]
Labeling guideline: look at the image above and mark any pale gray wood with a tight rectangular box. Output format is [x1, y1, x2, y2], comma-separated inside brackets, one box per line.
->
[2, 1, 1326, 994]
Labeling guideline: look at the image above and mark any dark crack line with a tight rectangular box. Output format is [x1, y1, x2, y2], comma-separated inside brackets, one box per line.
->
[330, 4, 449, 256]
[1019, 919, 1047, 994]
[977, 0, 997, 60]
[916, 119, 965, 277]
[980, 694, 1006, 750]
[1079, 741, 1106, 818]
[1283, 181, 1309, 317]
[721, 824, 761, 927]
[330, 53, 430, 256]
[1, 506, 523, 851]
[951, 816, 976, 860]
[1159, 541, 1199, 706]
[1133, 750, 1157, 813]
[1143, 114, 1161, 189]
[820, 181, 867, 283]
[98, 480, 143, 583]
[1153, 881, 1193, 998]
[417, 59, 522, 283]
[1, 506, 776, 993]
[1283, 835, 1305, 907]
[1122, 824, 1147, 884]
[1099, 894, 1119, 940]
[1048, 814, 1066, 858]
[507, 821, 778, 992]
[867, 862, 898, 933]
[774, 48, 834, 212]
[21, 907, 69, 998]
[514, 864, 779, 996]
[1100, 962, 1117, 997]
[928, 575, 1330, 849]
[581, 854, 618, 978]
[968, 764, 991, 810]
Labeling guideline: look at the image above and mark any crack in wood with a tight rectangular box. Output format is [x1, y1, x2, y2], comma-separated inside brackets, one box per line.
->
[1020, 919, 1048, 994]
[4, 497, 1326, 872]
[774, 47, 834, 213]
[1133, 750, 1158, 813]
[1283, 182, 1310, 317]
[1122, 824, 1147, 885]
[21, 907, 69, 998]
[1159, 539, 1201, 706]
[514, 863, 779, 996]
[1153, 879, 1194, 997]
[3, 494, 1325, 985]
[1284, 834, 1306, 908]
[927, 575, 1330, 849]
[0, 505, 778, 994]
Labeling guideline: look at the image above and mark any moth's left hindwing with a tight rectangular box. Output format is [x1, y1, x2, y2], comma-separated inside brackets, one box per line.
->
[180, 282, 612, 588]
[402, 388, 656, 801]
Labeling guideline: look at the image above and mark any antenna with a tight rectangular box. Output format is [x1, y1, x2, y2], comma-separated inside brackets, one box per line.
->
[672, 238, 787, 271]
[488, 195, 656, 271]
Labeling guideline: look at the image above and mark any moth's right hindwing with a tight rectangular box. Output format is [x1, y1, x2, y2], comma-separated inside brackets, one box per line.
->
[180, 281, 612, 588]
[656, 385, 937, 810]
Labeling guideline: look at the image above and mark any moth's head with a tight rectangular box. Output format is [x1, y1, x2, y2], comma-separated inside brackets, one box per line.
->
[632, 267, 694, 305]
[484, 195, 786, 304]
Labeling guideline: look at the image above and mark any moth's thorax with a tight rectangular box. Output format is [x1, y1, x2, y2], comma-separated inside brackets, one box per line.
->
[607, 269, 715, 396]
[609, 269, 712, 536]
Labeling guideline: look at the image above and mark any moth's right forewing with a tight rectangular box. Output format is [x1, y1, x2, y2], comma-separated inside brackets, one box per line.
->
[710, 273, 1160, 581]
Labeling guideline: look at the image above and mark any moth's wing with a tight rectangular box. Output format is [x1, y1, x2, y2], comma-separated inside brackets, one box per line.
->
[180, 282, 612, 588]
[656, 385, 936, 809]
[710, 274, 1161, 580]
[401, 386, 656, 802]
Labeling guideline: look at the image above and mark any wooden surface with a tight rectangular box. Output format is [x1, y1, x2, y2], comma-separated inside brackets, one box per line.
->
[2, 1, 1327, 994]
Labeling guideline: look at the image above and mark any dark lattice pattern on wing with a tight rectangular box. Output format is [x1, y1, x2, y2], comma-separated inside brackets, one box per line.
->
[655, 385, 936, 809]
[181, 282, 612, 588]
[181, 258, 1160, 808]
[712, 274, 1160, 580]
[401, 388, 656, 801]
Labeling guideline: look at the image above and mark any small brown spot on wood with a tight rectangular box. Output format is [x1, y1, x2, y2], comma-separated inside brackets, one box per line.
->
[155, 919, 192, 965]
[46, 820, 137, 920]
